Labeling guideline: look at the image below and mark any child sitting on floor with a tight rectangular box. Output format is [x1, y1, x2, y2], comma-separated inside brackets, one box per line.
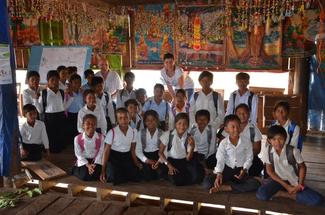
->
[203, 115, 260, 193]
[20, 104, 49, 161]
[72, 114, 104, 181]
[256, 125, 323, 206]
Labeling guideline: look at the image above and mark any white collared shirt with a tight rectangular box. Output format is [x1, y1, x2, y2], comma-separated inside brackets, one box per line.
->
[225, 90, 258, 124]
[74, 132, 104, 167]
[20, 120, 49, 149]
[274, 120, 300, 148]
[96, 93, 116, 124]
[116, 88, 137, 108]
[160, 66, 183, 88]
[189, 90, 225, 129]
[190, 125, 218, 158]
[160, 130, 192, 159]
[22, 87, 39, 106]
[34, 88, 72, 113]
[223, 122, 262, 144]
[168, 104, 189, 130]
[77, 105, 107, 134]
[129, 114, 143, 130]
[136, 128, 160, 162]
[95, 71, 123, 95]
[263, 145, 304, 186]
[104, 126, 136, 152]
[214, 136, 253, 174]
[59, 81, 67, 91]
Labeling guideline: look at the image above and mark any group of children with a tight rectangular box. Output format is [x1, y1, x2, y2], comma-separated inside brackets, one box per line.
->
[19, 64, 323, 206]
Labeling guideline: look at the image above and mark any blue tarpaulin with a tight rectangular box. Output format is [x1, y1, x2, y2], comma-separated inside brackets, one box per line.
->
[0, 0, 18, 176]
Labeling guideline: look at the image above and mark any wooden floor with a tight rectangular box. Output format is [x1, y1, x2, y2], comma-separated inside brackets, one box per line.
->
[1, 135, 325, 215]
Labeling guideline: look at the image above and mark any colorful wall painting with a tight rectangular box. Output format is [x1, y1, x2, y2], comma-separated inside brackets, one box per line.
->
[10, 17, 41, 47]
[176, 6, 225, 69]
[134, 4, 175, 65]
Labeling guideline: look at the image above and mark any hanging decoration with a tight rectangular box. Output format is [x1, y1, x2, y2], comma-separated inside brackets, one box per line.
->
[133, 4, 175, 65]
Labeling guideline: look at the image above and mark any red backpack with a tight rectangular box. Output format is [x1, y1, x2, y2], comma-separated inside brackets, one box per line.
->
[76, 133, 102, 164]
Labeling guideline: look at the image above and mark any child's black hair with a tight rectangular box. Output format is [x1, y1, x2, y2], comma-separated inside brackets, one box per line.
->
[83, 89, 95, 98]
[26, 70, 40, 80]
[124, 99, 139, 108]
[69, 73, 81, 83]
[174, 112, 189, 126]
[91, 76, 104, 87]
[143, 110, 159, 123]
[163, 53, 174, 61]
[224, 114, 240, 127]
[57, 65, 66, 73]
[236, 72, 250, 80]
[154, 83, 164, 91]
[136, 88, 146, 97]
[46, 70, 59, 81]
[274, 100, 290, 113]
[116, 107, 128, 116]
[67, 66, 77, 74]
[22, 104, 38, 115]
[84, 69, 94, 79]
[82, 114, 97, 125]
[175, 89, 187, 98]
[124, 72, 135, 81]
[235, 103, 250, 114]
[267, 125, 287, 140]
[198, 70, 213, 81]
[195, 109, 210, 122]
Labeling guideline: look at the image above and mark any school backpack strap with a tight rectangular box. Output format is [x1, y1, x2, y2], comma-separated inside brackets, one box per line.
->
[120, 89, 125, 102]
[286, 144, 299, 176]
[232, 90, 237, 114]
[141, 129, 147, 149]
[111, 128, 115, 144]
[59, 89, 64, 101]
[249, 126, 255, 144]
[103, 92, 110, 116]
[193, 92, 199, 101]
[212, 91, 219, 117]
[288, 121, 303, 151]
[206, 125, 213, 156]
[77, 133, 85, 152]
[42, 89, 47, 113]
[171, 104, 177, 117]
[248, 91, 254, 111]
[167, 131, 174, 152]
[136, 119, 142, 131]
[157, 128, 163, 147]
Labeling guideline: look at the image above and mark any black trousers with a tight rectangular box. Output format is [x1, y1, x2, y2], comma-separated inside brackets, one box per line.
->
[21, 143, 43, 161]
[67, 112, 78, 145]
[249, 155, 264, 176]
[139, 151, 161, 181]
[197, 153, 217, 170]
[203, 165, 260, 193]
[72, 162, 102, 181]
[106, 150, 141, 185]
[44, 112, 66, 153]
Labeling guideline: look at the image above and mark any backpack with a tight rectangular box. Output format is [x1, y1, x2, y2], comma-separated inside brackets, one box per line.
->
[193, 91, 219, 117]
[232, 91, 254, 114]
[167, 130, 190, 152]
[130, 113, 143, 131]
[76, 133, 102, 163]
[190, 125, 215, 156]
[271, 121, 303, 151]
[42, 89, 64, 113]
[140, 128, 163, 149]
[249, 126, 255, 144]
[268, 144, 298, 176]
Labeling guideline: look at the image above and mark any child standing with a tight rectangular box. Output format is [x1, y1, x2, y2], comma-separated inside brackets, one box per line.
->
[235, 104, 263, 176]
[20, 104, 49, 161]
[203, 115, 260, 193]
[189, 71, 224, 129]
[116, 72, 137, 108]
[159, 113, 204, 186]
[57, 65, 68, 91]
[77, 90, 107, 134]
[136, 110, 162, 181]
[168, 89, 190, 130]
[142, 84, 170, 131]
[125, 99, 143, 130]
[82, 69, 94, 90]
[256, 125, 323, 206]
[22, 71, 41, 106]
[135, 88, 147, 113]
[91, 76, 116, 132]
[34, 70, 69, 153]
[273, 101, 302, 149]
[66, 74, 84, 144]
[190, 110, 217, 173]
[72, 114, 104, 181]
[100, 108, 141, 185]
[225, 72, 258, 124]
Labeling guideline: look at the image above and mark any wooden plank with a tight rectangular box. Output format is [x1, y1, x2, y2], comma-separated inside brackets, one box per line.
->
[21, 160, 67, 180]
[193, 202, 201, 215]
[39, 180, 57, 192]
[81, 201, 111, 215]
[124, 206, 147, 215]
[68, 184, 86, 197]
[16, 193, 60, 215]
[160, 197, 171, 210]
[171, 211, 192, 215]
[96, 188, 112, 201]
[145, 206, 167, 215]
[126, 193, 139, 207]
[60, 199, 93, 215]
[102, 203, 127, 215]
[39, 196, 75, 215]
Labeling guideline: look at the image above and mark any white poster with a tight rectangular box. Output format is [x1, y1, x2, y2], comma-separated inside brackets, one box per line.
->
[0, 44, 13, 85]
[38, 47, 88, 83]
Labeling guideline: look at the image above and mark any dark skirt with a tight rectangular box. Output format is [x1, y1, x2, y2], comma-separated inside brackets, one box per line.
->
[21, 143, 43, 161]
[72, 159, 102, 181]
[44, 111, 66, 153]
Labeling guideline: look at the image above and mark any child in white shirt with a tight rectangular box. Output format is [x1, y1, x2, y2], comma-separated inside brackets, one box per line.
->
[168, 89, 190, 130]
[72, 114, 104, 181]
[116, 72, 137, 108]
[22, 71, 41, 107]
[125, 99, 143, 130]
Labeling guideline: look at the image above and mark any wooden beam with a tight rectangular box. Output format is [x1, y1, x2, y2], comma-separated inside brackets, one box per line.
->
[225, 205, 232, 215]
[96, 188, 112, 201]
[126, 192, 139, 207]
[68, 184, 86, 197]
[39, 180, 56, 192]
[193, 201, 201, 215]
[160, 197, 171, 210]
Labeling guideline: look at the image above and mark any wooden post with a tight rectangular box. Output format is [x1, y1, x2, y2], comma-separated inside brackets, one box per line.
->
[39, 180, 56, 192]
[259, 210, 266, 215]
[126, 192, 139, 207]
[225, 205, 232, 215]
[193, 202, 201, 215]
[68, 184, 86, 197]
[96, 188, 112, 201]
[160, 197, 171, 211]
[293, 57, 310, 135]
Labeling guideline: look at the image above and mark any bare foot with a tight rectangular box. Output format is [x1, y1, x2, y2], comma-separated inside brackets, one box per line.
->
[209, 186, 220, 194]
[209, 185, 232, 194]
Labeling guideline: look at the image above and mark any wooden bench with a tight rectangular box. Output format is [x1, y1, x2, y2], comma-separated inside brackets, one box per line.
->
[34, 175, 325, 215]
